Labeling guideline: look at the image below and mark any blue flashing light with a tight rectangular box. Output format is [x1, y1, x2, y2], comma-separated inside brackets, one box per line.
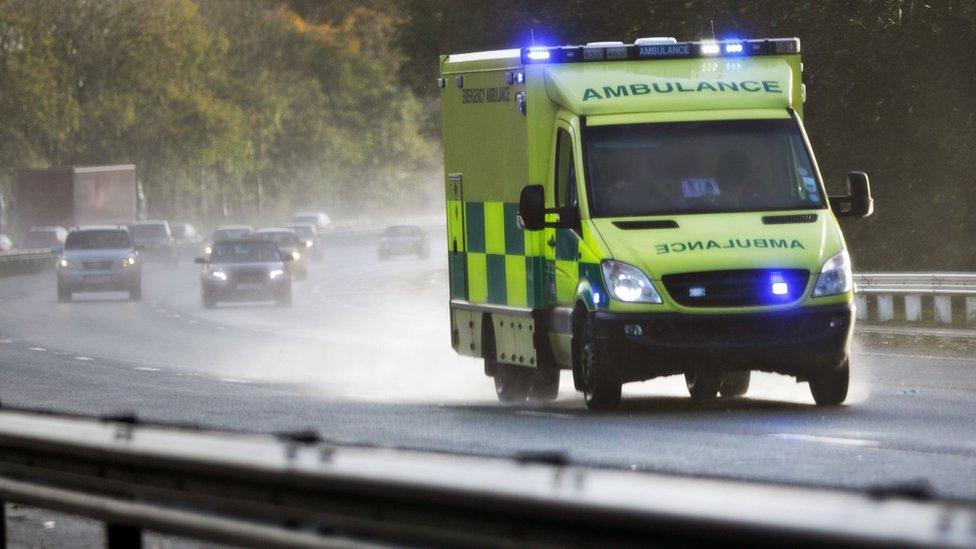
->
[592, 291, 602, 305]
[526, 47, 551, 61]
[770, 273, 789, 296]
[724, 43, 743, 54]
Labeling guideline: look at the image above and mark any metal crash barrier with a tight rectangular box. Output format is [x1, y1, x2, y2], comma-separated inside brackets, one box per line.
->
[0, 410, 974, 547]
[854, 273, 976, 326]
[0, 250, 53, 278]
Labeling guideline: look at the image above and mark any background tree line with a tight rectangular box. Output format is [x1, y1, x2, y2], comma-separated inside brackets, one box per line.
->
[1, 0, 974, 269]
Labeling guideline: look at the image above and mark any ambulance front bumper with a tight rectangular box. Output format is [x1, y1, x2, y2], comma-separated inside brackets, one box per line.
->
[591, 303, 853, 382]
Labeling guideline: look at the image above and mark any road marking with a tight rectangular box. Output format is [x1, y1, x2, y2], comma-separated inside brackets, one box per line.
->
[0, 338, 13, 343]
[74, 356, 93, 361]
[28, 347, 46, 352]
[134, 366, 160, 372]
[220, 378, 252, 384]
[186, 320, 198, 324]
[859, 351, 976, 363]
[168, 314, 181, 319]
[514, 410, 575, 419]
[771, 433, 880, 447]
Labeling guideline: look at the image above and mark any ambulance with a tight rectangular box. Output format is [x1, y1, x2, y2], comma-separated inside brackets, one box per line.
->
[439, 37, 873, 410]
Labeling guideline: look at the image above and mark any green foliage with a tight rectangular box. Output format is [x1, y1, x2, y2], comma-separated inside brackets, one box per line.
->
[0, 0, 439, 224]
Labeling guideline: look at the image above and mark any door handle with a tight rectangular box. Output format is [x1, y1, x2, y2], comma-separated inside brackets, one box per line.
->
[547, 236, 556, 248]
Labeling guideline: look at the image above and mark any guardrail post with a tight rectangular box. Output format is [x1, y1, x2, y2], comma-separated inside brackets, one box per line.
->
[877, 294, 894, 322]
[854, 295, 868, 320]
[106, 523, 141, 548]
[904, 295, 922, 322]
[966, 297, 976, 326]
[934, 295, 952, 324]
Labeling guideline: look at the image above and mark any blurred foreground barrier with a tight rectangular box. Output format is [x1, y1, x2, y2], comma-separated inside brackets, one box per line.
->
[0, 409, 973, 547]
[0, 249, 53, 278]
[854, 273, 976, 327]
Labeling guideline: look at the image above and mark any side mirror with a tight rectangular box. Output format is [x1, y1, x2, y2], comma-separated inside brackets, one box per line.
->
[194, 257, 208, 264]
[51, 244, 62, 254]
[830, 172, 874, 218]
[517, 185, 546, 231]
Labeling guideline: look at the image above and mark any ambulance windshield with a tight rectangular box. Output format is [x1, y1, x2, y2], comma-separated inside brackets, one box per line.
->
[584, 119, 824, 217]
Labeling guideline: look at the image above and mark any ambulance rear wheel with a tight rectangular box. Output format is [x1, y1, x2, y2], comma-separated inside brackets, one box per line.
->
[720, 371, 751, 398]
[579, 320, 621, 411]
[529, 367, 559, 401]
[494, 363, 534, 402]
[809, 358, 849, 406]
[685, 370, 722, 399]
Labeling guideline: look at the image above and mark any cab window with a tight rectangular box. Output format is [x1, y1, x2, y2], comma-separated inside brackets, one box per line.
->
[554, 128, 578, 208]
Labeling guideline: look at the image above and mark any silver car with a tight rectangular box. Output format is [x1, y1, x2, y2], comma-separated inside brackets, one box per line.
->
[55, 226, 142, 302]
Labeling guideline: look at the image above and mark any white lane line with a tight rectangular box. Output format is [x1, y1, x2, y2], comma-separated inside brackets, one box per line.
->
[859, 351, 976, 363]
[28, 347, 46, 352]
[186, 320, 198, 324]
[219, 378, 252, 384]
[134, 366, 160, 372]
[74, 356, 93, 361]
[514, 410, 575, 419]
[0, 338, 13, 343]
[771, 433, 880, 447]
[168, 314, 181, 319]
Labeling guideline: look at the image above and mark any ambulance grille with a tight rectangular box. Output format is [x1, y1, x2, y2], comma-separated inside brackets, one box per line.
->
[762, 214, 817, 225]
[663, 269, 809, 307]
[612, 220, 678, 230]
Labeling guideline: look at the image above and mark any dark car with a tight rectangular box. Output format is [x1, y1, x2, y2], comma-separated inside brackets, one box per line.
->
[253, 228, 308, 280]
[378, 225, 429, 260]
[24, 226, 68, 249]
[282, 222, 323, 262]
[129, 220, 178, 266]
[196, 240, 292, 308]
[56, 226, 142, 302]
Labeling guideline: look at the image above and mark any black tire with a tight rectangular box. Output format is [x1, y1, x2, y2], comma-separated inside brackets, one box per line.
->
[578, 319, 621, 411]
[809, 358, 850, 406]
[720, 371, 751, 398]
[529, 367, 560, 401]
[685, 370, 722, 400]
[128, 284, 142, 301]
[57, 283, 71, 303]
[202, 290, 216, 309]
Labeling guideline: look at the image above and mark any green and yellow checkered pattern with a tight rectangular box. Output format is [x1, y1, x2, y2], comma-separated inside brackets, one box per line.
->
[448, 200, 607, 310]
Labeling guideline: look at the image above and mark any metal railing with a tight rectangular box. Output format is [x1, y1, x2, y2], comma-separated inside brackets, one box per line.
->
[854, 273, 976, 326]
[0, 409, 973, 547]
[0, 249, 53, 278]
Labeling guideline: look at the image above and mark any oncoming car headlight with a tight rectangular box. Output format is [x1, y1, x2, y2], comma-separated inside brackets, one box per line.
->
[812, 251, 852, 297]
[58, 258, 73, 269]
[121, 256, 136, 267]
[210, 270, 227, 281]
[601, 260, 663, 304]
[269, 269, 285, 280]
[291, 251, 301, 260]
[305, 240, 313, 248]
[204, 245, 212, 255]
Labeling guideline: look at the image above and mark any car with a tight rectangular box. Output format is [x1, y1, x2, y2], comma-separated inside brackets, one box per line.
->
[378, 225, 429, 260]
[252, 228, 308, 280]
[282, 222, 323, 262]
[204, 225, 253, 256]
[24, 226, 68, 249]
[196, 239, 292, 308]
[0, 234, 14, 252]
[129, 220, 178, 266]
[55, 226, 142, 302]
[290, 212, 332, 232]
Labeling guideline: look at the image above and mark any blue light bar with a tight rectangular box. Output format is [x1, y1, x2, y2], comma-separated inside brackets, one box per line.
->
[525, 47, 551, 61]
[520, 37, 799, 64]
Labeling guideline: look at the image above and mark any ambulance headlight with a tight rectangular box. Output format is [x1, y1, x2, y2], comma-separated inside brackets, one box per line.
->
[812, 251, 852, 297]
[601, 260, 663, 304]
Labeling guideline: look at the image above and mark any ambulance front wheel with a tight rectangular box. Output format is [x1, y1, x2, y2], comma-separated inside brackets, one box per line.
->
[579, 319, 621, 411]
[809, 357, 849, 406]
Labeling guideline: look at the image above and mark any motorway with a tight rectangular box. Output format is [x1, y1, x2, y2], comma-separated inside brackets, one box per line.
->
[1, 227, 975, 502]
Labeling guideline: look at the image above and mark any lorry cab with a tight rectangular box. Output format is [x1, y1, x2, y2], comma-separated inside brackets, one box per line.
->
[439, 37, 873, 410]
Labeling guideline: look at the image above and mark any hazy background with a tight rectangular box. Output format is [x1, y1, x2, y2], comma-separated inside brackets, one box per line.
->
[1, 0, 974, 268]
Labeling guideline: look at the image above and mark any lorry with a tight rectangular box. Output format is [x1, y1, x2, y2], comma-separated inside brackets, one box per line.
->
[439, 37, 873, 410]
[13, 165, 137, 236]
